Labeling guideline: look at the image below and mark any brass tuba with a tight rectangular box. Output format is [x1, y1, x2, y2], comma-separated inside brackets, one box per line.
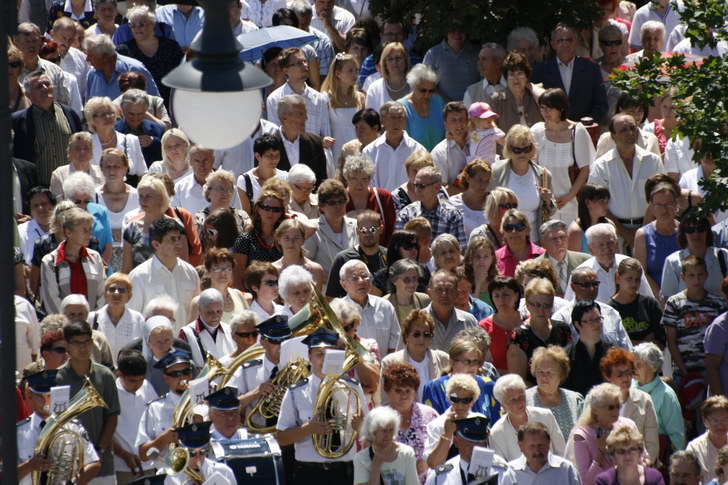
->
[171, 353, 228, 432]
[163, 445, 205, 485]
[32, 377, 109, 485]
[244, 357, 311, 434]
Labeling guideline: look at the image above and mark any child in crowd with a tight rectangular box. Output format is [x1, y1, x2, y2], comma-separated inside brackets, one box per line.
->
[467, 102, 505, 165]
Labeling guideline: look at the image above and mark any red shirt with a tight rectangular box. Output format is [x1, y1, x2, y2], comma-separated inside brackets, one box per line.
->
[479, 316, 516, 372]
[495, 241, 545, 278]
[56, 241, 88, 297]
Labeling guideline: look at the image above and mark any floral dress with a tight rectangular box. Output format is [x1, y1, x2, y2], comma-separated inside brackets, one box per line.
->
[397, 402, 439, 483]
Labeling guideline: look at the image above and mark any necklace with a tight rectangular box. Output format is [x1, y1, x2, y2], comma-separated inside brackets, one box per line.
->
[99, 133, 116, 145]
[385, 80, 408, 93]
[256, 233, 276, 250]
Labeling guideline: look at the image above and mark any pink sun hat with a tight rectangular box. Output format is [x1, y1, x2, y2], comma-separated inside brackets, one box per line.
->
[468, 102, 500, 119]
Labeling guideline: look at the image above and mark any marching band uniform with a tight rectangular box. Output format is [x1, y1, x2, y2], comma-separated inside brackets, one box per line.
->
[206, 386, 248, 442]
[162, 421, 237, 485]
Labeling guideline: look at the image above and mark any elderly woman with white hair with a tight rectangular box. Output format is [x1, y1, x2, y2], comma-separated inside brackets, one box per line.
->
[431, 234, 462, 271]
[84, 96, 147, 180]
[287, 164, 319, 219]
[398, 64, 445, 151]
[62, 172, 114, 263]
[490, 373, 566, 461]
[626, 20, 666, 62]
[279, 264, 315, 317]
[344, 154, 396, 246]
[566, 383, 641, 485]
[219, 311, 259, 366]
[354, 406, 419, 485]
[633, 342, 686, 453]
[193, 169, 252, 250]
[49, 132, 105, 200]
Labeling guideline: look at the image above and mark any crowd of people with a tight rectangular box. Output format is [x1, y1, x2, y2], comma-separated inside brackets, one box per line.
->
[8, 0, 728, 484]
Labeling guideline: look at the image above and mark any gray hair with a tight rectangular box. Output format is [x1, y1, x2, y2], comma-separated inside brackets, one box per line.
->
[120, 88, 150, 109]
[287, 164, 316, 185]
[198, 288, 224, 309]
[585, 223, 617, 245]
[493, 373, 526, 405]
[143, 294, 179, 319]
[670, 450, 702, 476]
[126, 4, 156, 23]
[454, 326, 491, 350]
[379, 101, 405, 119]
[539, 219, 567, 240]
[480, 42, 506, 59]
[387, 259, 423, 292]
[633, 342, 663, 372]
[360, 406, 401, 443]
[63, 172, 96, 199]
[41, 314, 70, 335]
[279, 264, 313, 301]
[640, 20, 666, 41]
[278, 94, 306, 118]
[329, 298, 362, 325]
[507, 27, 539, 52]
[416, 165, 442, 183]
[84, 33, 117, 57]
[339, 259, 369, 281]
[60, 294, 90, 314]
[342, 154, 375, 180]
[431, 233, 459, 257]
[577, 383, 622, 427]
[599, 24, 623, 42]
[288, 0, 312, 18]
[68, 131, 93, 148]
[229, 310, 259, 331]
[406, 63, 439, 89]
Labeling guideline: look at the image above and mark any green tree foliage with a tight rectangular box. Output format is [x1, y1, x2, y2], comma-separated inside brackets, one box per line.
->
[610, 0, 727, 215]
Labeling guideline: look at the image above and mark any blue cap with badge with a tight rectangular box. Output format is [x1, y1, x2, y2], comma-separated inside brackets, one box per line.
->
[257, 314, 292, 343]
[301, 327, 339, 348]
[26, 370, 58, 394]
[205, 386, 240, 410]
[152, 349, 193, 370]
[177, 421, 213, 449]
[453, 414, 490, 442]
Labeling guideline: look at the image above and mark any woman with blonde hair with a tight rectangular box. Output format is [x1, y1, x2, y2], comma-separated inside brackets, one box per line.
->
[322, 53, 366, 162]
[149, 128, 192, 182]
[431, 234, 462, 271]
[364, 42, 412, 112]
[514, 258, 570, 316]
[470, 187, 519, 249]
[272, 218, 326, 290]
[8, 44, 30, 113]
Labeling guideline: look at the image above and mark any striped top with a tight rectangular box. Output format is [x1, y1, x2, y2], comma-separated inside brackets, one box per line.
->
[32, 104, 73, 186]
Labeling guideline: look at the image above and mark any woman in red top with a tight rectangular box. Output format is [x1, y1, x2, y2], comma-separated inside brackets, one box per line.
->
[495, 208, 545, 277]
[479, 276, 524, 375]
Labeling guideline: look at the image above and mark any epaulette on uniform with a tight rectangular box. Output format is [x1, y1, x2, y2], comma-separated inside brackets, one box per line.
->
[17, 416, 31, 427]
[242, 359, 263, 369]
[147, 394, 167, 406]
[289, 378, 309, 390]
[341, 374, 360, 385]
[435, 463, 454, 476]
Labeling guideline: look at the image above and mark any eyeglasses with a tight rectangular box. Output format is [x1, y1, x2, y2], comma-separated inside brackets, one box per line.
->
[259, 204, 284, 213]
[358, 226, 380, 234]
[504, 222, 527, 232]
[210, 266, 233, 273]
[188, 448, 209, 457]
[579, 316, 604, 325]
[288, 60, 308, 68]
[400, 241, 419, 251]
[409, 331, 433, 339]
[510, 144, 533, 154]
[8, 61, 21, 68]
[345, 274, 371, 283]
[683, 224, 708, 234]
[498, 202, 518, 210]
[261, 279, 279, 287]
[507, 71, 527, 79]
[413, 181, 438, 190]
[235, 331, 259, 339]
[293, 183, 315, 192]
[343, 323, 356, 332]
[400, 276, 418, 284]
[527, 270, 549, 279]
[323, 198, 347, 206]
[92, 111, 115, 118]
[601, 39, 623, 46]
[129, 22, 147, 28]
[72, 199, 93, 205]
[573, 281, 600, 288]
[526, 300, 553, 309]
[449, 394, 474, 404]
[164, 368, 193, 378]
[51, 347, 68, 354]
[454, 358, 480, 367]
[614, 447, 641, 455]
[106, 286, 127, 294]
[68, 339, 93, 347]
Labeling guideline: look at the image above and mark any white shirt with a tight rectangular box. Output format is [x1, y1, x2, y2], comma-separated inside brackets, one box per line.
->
[425, 455, 508, 485]
[664, 134, 695, 176]
[91, 131, 148, 176]
[557, 57, 575, 94]
[249, 300, 285, 324]
[687, 431, 720, 484]
[310, 5, 355, 38]
[266, 82, 331, 137]
[365, 132, 427, 192]
[490, 407, 566, 461]
[171, 172, 243, 214]
[588, 146, 665, 219]
[127, 255, 201, 331]
[88, 306, 144, 363]
[15, 296, 40, 371]
[280, 128, 302, 167]
[135, 391, 181, 464]
[237, 169, 289, 203]
[463, 76, 508, 108]
[277, 374, 367, 462]
[18, 218, 48, 264]
[163, 458, 237, 485]
[564, 254, 655, 303]
[241, 0, 287, 27]
[343, 294, 400, 357]
[60, 46, 90, 92]
[500, 453, 582, 485]
[431, 138, 470, 186]
[553, 300, 633, 350]
[115, 377, 157, 473]
[231, 354, 277, 428]
[628, 0, 684, 50]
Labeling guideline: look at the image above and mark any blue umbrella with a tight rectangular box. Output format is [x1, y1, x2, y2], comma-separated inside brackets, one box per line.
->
[237, 26, 317, 62]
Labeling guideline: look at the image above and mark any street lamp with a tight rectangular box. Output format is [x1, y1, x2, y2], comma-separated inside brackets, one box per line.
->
[162, 0, 272, 149]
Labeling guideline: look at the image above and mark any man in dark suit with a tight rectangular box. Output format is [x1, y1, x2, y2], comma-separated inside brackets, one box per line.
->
[273, 94, 329, 186]
[535, 220, 591, 296]
[11, 72, 83, 186]
[115, 89, 164, 168]
[530, 23, 608, 123]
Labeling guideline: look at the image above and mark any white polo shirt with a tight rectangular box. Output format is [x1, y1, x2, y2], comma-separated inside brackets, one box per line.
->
[364, 132, 426, 192]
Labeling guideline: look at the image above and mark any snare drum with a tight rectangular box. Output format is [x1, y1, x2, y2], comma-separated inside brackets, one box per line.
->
[210, 435, 284, 485]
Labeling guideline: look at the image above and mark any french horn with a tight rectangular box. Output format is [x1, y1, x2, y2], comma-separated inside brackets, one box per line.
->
[164, 445, 205, 485]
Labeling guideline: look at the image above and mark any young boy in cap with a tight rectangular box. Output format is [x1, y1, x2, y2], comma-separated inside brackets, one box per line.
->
[276, 327, 368, 484]
[206, 387, 247, 441]
[17, 370, 101, 485]
[162, 421, 237, 485]
[136, 350, 194, 464]
[424, 413, 507, 485]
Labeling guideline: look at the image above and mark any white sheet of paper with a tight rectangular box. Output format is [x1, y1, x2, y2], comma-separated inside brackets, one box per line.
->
[280, 336, 308, 366]
[203, 471, 231, 485]
[188, 377, 209, 405]
[321, 349, 346, 376]
[469, 446, 495, 477]
[50, 385, 71, 415]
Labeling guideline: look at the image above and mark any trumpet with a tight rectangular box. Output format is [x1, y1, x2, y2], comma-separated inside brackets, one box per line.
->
[164, 446, 205, 485]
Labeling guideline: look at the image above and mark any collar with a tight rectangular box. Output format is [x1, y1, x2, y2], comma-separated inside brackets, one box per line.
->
[196, 317, 222, 336]
[510, 452, 562, 472]
[151, 254, 179, 272]
[558, 57, 575, 69]
[56, 240, 89, 264]
[548, 253, 566, 265]
[344, 293, 371, 309]
[419, 199, 441, 214]
[279, 127, 300, 144]
[636, 375, 661, 393]
[483, 75, 507, 89]
[283, 81, 309, 97]
[64, 0, 92, 14]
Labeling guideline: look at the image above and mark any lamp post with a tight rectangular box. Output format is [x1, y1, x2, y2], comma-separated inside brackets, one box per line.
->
[162, 0, 272, 149]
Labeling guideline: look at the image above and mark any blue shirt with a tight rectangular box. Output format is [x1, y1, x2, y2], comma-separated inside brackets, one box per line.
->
[399, 94, 446, 151]
[85, 54, 160, 101]
[111, 21, 176, 45]
[87, 203, 113, 252]
[155, 5, 205, 48]
[423, 374, 501, 424]
[357, 50, 422, 84]
[469, 297, 494, 322]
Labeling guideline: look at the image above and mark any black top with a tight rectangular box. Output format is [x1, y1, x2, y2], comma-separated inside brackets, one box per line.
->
[563, 338, 614, 396]
[116, 36, 184, 106]
[510, 320, 572, 383]
[325, 245, 388, 298]
[608, 294, 665, 345]
[231, 229, 282, 263]
[32, 233, 101, 267]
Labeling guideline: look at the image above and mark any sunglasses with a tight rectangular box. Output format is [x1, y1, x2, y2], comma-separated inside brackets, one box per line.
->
[188, 448, 209, 457]
[51, 347, 68, 354]
[510, 144, 533, 155]
[164, 368, 193, 378]
[400, 241, 419, 251]
[358, 226, 380, 234]
[527, 270, 548, 279]
[601, 39, 623, 46]
[504, 222, 527, 232]
[413, 181, 438, 190]
[683, 224, 708, 234]
[498, 202, 518, 210]
[259, 204, 283, 213]
[449, 394, 474, 404]
[573, 281, 600, 288]
[400, 276, 418, 284]
[409, 331, 433, 339]
[235, 331, 259, 339]
[261, 279, 279, 287]
[8, 61, 21, 68]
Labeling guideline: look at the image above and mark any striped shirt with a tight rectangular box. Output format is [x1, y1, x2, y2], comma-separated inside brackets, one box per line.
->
[422, 40, 480, 101]
[32, 104, 73, 186]
[395, 199, 467, 248]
